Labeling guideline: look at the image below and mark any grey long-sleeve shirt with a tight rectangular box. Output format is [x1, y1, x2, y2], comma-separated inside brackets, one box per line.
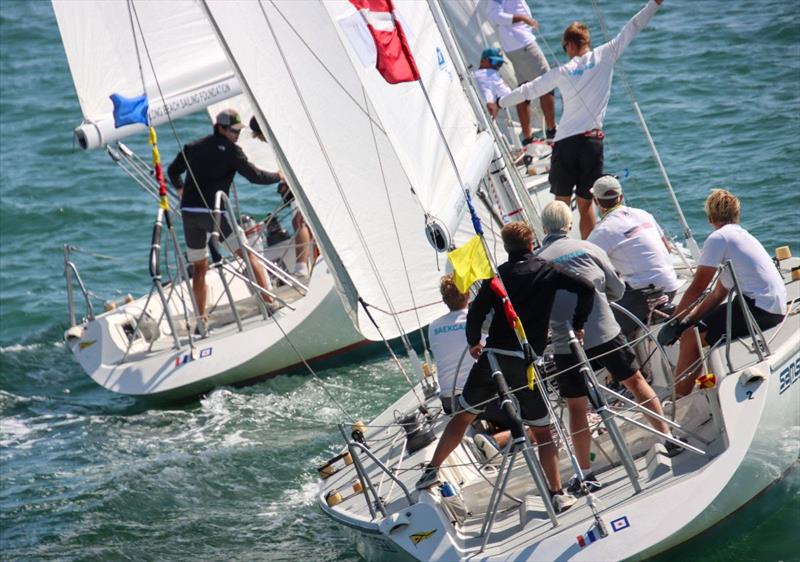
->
[537, 232, 625, 353]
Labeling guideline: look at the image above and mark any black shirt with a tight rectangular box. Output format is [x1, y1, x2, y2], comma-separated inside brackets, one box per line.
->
[167, 131, 280, 210]
[466, 250, 595, 354]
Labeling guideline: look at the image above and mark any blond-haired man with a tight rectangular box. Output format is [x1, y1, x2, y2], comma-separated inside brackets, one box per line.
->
[663, 189, 787, 395]
[428, 275, 474, 414]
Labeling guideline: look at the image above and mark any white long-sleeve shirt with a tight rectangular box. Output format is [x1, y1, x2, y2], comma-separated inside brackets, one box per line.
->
[484, 0, 537, 53]
[499, 0, 660, 142]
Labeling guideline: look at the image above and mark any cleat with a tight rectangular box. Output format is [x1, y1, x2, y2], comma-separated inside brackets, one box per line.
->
[664, 437, 688, 457]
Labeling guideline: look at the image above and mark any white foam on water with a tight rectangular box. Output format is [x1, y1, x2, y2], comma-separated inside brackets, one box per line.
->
[0, 416, 36, 448]
[0, 343, 43, 353]
[256, 478, 319, 520]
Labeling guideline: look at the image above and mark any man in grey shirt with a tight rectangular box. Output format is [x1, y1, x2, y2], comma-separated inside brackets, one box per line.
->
[537, 201, 674, 494]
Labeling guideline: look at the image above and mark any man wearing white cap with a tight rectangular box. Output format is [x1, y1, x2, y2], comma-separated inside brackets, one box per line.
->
[587, 175, 681, 336]
[168, 109, 283, 330]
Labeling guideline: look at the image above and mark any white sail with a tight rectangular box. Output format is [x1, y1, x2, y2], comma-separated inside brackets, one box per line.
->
[202, 0, 497, 341]
[324, 1, 494, 251]
[52, 0, 240, 149]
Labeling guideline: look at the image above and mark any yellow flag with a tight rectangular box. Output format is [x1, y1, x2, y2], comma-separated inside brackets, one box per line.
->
[448, 235, 493, 293]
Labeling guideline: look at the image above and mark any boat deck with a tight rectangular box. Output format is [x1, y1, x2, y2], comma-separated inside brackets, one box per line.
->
[320, 259, 799, 558]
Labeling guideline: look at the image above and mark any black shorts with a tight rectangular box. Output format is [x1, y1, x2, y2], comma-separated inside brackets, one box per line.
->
[699, 296, 784, 346]
[441, 394, 511, 429]
[555, 334, 639, 399]
[460, 351, 550, 427]
[182, 210, 234, 250]
[548, 134, 604, 200]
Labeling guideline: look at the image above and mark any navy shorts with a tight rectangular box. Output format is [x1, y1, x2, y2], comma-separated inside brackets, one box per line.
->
[460, 351, 550, 427]
[699, 296, 783, 346]
[554, 334, 639, 399]
[548, 134, 604, 200]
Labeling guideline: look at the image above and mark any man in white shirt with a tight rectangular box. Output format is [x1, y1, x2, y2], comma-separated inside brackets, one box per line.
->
[659, 189, 787, 396]
[485, 0, 556, 143]
[587, 176, 681, 336]
[428, 275, 476, 414]
[472, 48, 512, 119]
[499, 0, 664, 239]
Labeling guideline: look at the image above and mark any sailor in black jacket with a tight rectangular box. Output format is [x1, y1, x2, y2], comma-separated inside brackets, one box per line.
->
[167, 109, 282, 327]
[417, 222, 594, 512]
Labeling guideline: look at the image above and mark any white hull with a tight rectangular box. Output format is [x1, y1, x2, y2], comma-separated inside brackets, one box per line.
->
[319, 261, 799, 561]
[65, 257, 366, 400]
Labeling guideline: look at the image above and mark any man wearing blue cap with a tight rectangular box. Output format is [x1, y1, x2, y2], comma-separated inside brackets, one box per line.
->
[473, 48, 512, 119]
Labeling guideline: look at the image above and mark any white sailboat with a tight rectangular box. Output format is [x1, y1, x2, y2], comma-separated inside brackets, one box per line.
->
[54, 0, 521, 399]
[53, 0, 364, 399]
[243, 3, 800, 561]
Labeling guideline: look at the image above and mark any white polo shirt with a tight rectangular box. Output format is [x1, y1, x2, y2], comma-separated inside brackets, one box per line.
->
[588, 205, 681, 292]
[473, 68, 512, 106]
[698, 224, 787, 315]
[427, 309, 473, 398]
[484, 0, 537, 53]
[499, 0, 660, 141]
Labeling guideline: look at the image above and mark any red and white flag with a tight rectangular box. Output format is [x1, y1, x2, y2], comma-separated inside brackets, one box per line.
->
[349, 0, 420, 84]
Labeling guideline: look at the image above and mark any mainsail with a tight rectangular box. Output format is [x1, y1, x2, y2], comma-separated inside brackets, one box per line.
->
[203, 0, 498, 341]
[52, 0, 240, 149]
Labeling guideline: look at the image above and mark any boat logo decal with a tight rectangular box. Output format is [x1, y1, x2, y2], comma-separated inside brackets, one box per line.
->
[611, 516, 630, 532]
[436, 47, 446, 69]
[174, 347, 213, 368]
[78, 340, 97, 350]
[410, 529, 436, 546]
[778, 353, 800, 395]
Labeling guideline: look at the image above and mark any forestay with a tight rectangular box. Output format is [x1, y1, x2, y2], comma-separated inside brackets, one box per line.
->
[202, 0, 496, 341]
[52, 0, 240, 149]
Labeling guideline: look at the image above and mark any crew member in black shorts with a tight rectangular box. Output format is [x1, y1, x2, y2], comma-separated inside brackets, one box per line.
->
[416, 222, 594, 512]
[497, 0, 666, 239]
[663, 189, 787, 396]
[168, 109, 283, 329]
[537, 200, 677, 492]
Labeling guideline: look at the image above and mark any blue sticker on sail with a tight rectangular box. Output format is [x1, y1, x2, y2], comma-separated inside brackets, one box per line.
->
[110, 92, 149, 128]
[611, 516, 630, 532]
[436, 47, 446, 69]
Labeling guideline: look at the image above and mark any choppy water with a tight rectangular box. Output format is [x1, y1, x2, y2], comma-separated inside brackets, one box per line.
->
[1, 1, 798, 560]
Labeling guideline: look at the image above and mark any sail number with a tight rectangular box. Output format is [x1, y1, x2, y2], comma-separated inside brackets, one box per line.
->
[778, 354, 800, 395]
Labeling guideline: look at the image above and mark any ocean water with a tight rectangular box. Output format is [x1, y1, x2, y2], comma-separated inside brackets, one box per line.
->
[1, 1, 798, 561]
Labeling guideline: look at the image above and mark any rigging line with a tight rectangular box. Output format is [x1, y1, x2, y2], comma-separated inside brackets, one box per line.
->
[588, 0, 697, 254]
[126, 0, 147, 96]
[354, 51, 427, 355]
[265, 0, 412, 345]
[255, 0, 422, 395]
[129, 1, 227, 242]
[529, 0, 668, 235]
[266, 2, 387, 137]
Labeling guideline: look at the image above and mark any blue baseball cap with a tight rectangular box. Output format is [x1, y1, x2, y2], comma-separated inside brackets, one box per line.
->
[480, 47, 504, 68]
